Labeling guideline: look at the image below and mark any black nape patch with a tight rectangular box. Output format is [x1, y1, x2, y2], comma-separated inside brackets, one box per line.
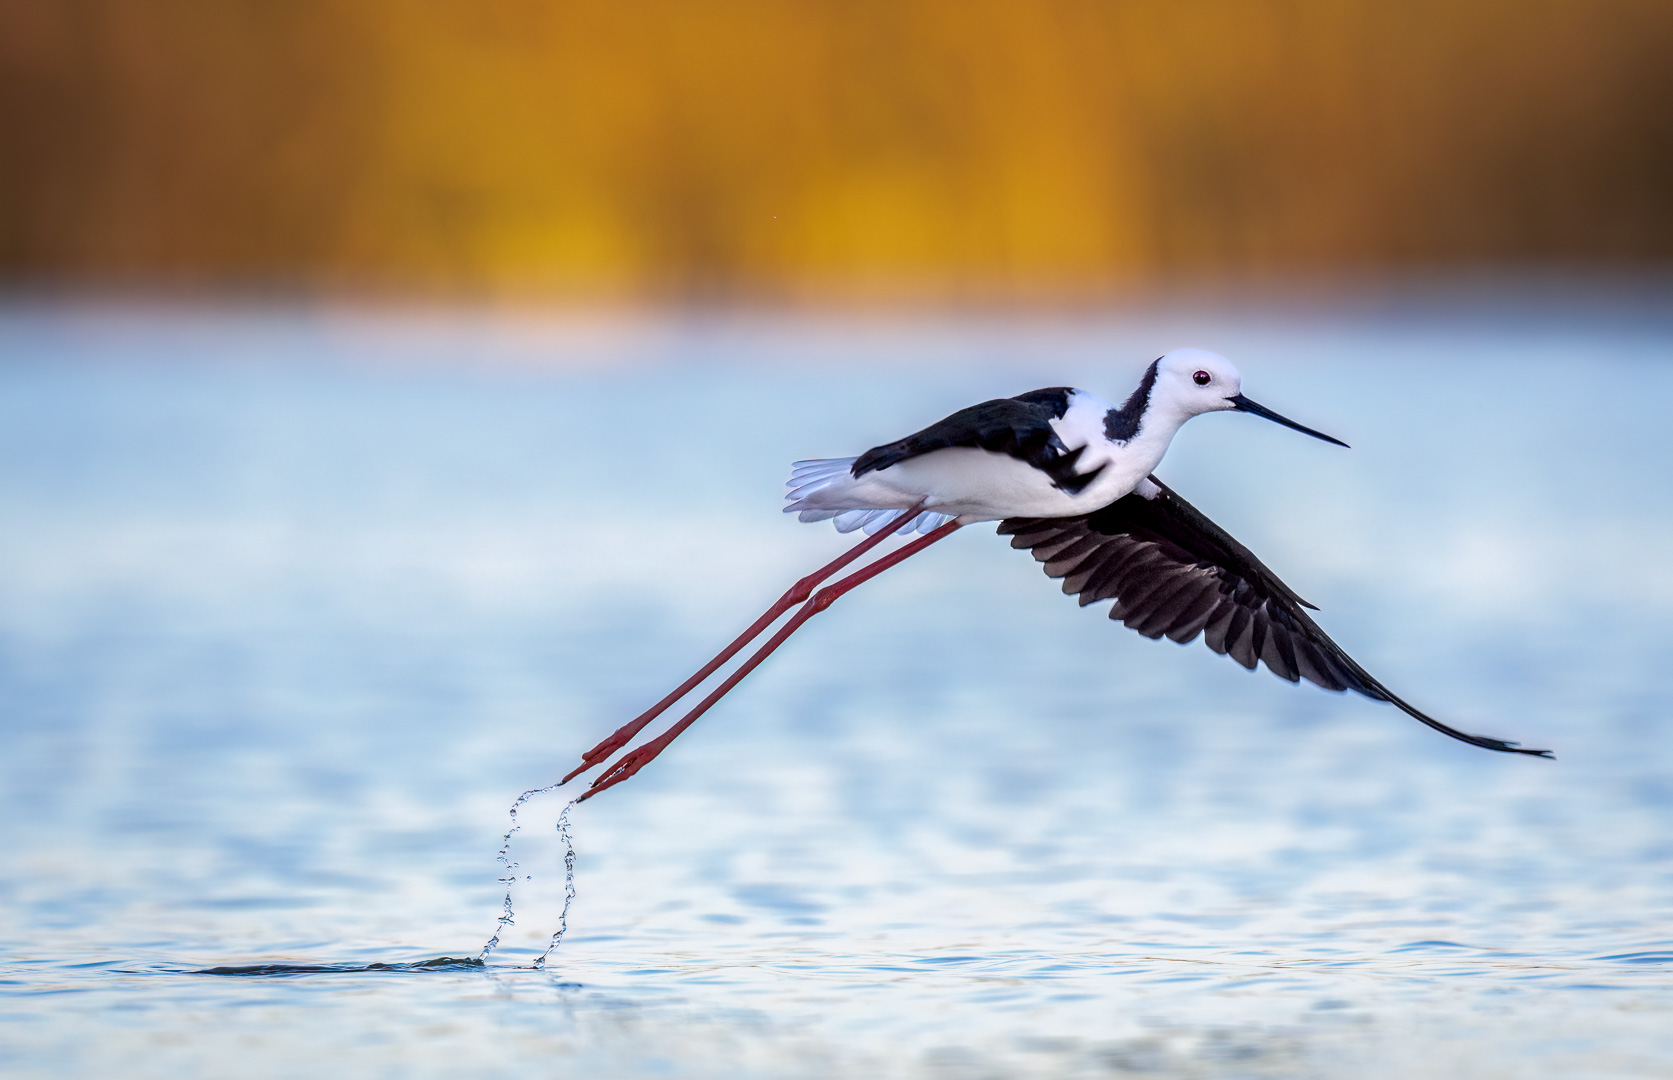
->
[1104, 360, 1160, 442]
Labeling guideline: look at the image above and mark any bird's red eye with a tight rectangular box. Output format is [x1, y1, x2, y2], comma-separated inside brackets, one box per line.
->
[1193, 370, 1211, 386]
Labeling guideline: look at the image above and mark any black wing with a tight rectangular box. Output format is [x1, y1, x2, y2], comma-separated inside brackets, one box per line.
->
[853, 388, 1105, 495]
[997, 476, 1551, 757]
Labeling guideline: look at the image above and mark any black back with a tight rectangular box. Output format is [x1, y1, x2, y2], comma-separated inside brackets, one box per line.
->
[852, 388, 1105, 495]
[998, 477, 1551, 757]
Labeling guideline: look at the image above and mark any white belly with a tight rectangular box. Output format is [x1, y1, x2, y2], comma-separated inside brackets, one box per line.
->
[859, 446, 1146, 520]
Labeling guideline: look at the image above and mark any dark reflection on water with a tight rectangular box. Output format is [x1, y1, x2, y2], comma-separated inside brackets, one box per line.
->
[2, 300, 1672, 1078]
[193, 957, 484, 976]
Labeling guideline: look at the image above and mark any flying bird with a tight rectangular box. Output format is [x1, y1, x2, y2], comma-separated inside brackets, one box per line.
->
[565, 348, 1549, 799]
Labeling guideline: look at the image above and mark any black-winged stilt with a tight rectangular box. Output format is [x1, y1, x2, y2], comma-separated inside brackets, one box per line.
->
[565, 348, 1550, 799]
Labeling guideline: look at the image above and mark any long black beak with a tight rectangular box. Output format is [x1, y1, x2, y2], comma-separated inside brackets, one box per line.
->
[1229, 395, 1349, 447]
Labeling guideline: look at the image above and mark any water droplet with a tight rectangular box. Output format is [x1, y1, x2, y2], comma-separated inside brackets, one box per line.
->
[478, 782, 575, 964]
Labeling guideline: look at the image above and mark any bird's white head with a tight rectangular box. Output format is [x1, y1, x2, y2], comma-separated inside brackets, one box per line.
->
[1153, 348, 1245, 417]
[1148, 348, 1348, 446]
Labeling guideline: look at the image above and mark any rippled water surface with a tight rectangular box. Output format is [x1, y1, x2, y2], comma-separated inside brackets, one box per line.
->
[3, 298, 1671, 1078]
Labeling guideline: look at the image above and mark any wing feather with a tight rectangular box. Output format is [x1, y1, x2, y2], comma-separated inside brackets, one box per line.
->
[997, 475, 1551, 757]
[1165, 586, 1223, 644]
[1228, 607, 1260, 670]
[1262, 622, 1300, 683]
[1132, 576, 1212, 639]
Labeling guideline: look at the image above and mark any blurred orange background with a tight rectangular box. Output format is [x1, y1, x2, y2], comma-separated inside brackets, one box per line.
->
[2, 0, 1670, 300]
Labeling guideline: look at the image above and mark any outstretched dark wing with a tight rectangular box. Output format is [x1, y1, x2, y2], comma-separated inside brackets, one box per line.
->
[853, 388, 1104, 495]
[997, 476, 1551, 757]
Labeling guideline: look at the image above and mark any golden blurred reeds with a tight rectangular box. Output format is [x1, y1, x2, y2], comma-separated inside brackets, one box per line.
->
[2, 0, 1670, 299]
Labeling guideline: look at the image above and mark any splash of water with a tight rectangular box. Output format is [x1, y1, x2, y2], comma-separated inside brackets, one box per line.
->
[533, 800, 578, 970]
[478, 782, 559, 963]
[479, 782, 579, 967]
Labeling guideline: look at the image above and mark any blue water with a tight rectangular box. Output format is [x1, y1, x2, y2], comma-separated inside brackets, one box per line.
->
[2, 296, 1671, 1078]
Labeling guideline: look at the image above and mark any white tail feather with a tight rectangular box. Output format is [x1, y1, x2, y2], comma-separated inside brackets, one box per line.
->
[784, 457, 951, 536]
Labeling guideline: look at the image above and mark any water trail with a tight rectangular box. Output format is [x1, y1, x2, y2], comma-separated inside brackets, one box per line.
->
[191, 788, 578, 978]
[479, 781, 579, 967]
[478, 781, 561, 963]
[194, 957, 483, 976]
[532, 799, 578, 970]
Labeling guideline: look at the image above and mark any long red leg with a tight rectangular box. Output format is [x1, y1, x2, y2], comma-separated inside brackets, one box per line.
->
[560, 502, 931, 785]
[579, 518, 964, 801]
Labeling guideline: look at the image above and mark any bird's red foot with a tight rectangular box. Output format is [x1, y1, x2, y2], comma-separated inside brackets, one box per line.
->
[561, 729, 638, 784]
[578, 731, 679, 801]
